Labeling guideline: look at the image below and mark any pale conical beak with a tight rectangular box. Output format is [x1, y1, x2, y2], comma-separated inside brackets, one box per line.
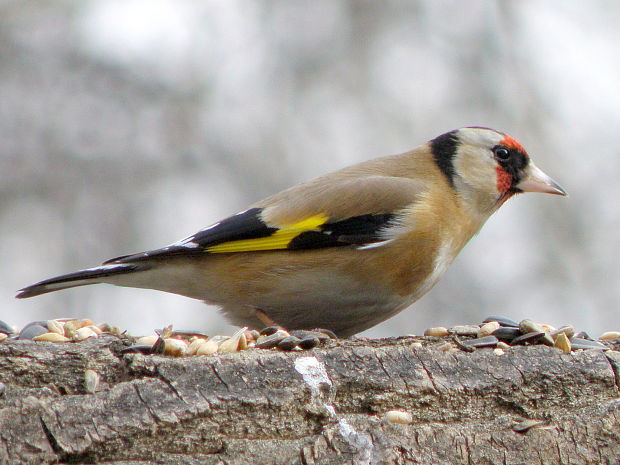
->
[516, 163, 568, 196]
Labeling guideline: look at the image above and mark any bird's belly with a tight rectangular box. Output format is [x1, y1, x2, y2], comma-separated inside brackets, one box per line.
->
[220, 266, 415, 336]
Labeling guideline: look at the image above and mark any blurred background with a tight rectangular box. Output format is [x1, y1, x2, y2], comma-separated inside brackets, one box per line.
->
[2, 0, 618, 338]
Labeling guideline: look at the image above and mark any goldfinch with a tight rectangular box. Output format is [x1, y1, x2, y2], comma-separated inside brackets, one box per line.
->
[17, 127, 566, 336]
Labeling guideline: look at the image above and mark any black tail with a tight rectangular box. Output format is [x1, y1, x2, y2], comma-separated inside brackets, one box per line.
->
[16, 263, 144, 298]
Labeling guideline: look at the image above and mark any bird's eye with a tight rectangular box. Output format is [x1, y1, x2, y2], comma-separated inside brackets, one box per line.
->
[493, 146, 511, 161]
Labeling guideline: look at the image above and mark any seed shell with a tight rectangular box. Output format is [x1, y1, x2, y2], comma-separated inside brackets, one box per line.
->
[482, 316, 519, 328]
[385, 410, 413, 424]
[424, 326, 449, 337]
[510, 331, 545, 346]
[600, 331, 620, 341]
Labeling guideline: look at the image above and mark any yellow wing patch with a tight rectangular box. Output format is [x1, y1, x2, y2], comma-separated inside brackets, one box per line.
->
[206, 214, 329, 253]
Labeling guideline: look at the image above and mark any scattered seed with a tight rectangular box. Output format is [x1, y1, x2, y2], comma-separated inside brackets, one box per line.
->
[245, 330, 261, 342]
[497, 341, 510, 350]
[64, 320, 83, 338]
[196, 339, 219, 355]
[168, 329, 209, 339]
[570, 337, 608, 351]
[513, 419, 549, 433]
[218, 327, 248, 353]
[0, 333, 7, 343]
[493, 348, 505, 356]
[462, 335, 499, 348]
[47, 320, 65, 335]
[452, 337, 475, 352]
[108, 326, 123, 335]
[478, 321, 500, 337]
[424, 326, 449, 337]
[449, 325, 480, 337]
[87, 325, 103, 335]
[277, 336, 301, 351]
[136, 335, 159, 346]
[186, 338, 207, 356]
[0, 320, 14, 335]
[215, 335, 233, 352]
[540, 333, 555, 346]
[120, 344, 154, 355]
[410, 342, 423, 349]
[492, 327, 521, 342]
[600, 331, 620, 341]
[156, 325, 174, 339]
[511, 331, 545, 346]
[519, 319, 544, 334]
[554, 333, 571, 353]
[73, 327, 98, 342]
[18, 322, 48, 340]
[84, 369, 100, 393]
[256, 330, 290, 349]
[97, 323, 112, 332]
[539, 323, 556, 332]
[385, 410, 413, 424]
[33, 332, 70, 343]
[163, 338, 187, 356]
[482, 316, 519, 328]
[551, 326, 575, 341]
[151, 337, 166, 354]
[574, 331, 592, 340]
[298, 336, 321, 350]
[260, 325, 282, 336]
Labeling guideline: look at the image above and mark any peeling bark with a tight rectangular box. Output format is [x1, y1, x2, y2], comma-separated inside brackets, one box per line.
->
[0, 335, 619, 464]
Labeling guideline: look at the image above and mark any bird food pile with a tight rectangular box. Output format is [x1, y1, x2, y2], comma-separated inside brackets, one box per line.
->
[2, 315, 618, 357]
[423, 315, 618, 353]
[0, 319, 335, 355]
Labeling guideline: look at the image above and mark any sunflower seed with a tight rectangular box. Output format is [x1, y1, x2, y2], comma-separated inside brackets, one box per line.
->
[256, 330, 289, 349]
[18, 321, 48, 340]
[510, 331, 545, 346]
[570, 337, 608, 351]
[462, 335, 499, 348]
[519, 319, 544, 334]
[298, 336, 321, 350]
[277, 336, 301, 351]
[482, 315, 519, 328]
[492, 327, 521, 342]
[0, 320, 14, 335]
[551, 325, 575, 340]
[260, 325, 282, 336]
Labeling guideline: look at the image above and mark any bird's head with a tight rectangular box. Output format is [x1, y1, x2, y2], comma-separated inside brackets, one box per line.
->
[430, 127, 567, 215]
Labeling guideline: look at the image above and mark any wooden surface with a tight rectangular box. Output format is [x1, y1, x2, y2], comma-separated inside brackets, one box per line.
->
[0, 335, 619, 464]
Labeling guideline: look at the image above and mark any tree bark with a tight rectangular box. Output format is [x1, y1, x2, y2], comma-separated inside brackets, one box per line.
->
[0, 335, 618, 465]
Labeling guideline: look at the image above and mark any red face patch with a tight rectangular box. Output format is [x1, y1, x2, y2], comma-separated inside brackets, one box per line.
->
[500, 135, 528, 158]
[496, 166, 512, 195]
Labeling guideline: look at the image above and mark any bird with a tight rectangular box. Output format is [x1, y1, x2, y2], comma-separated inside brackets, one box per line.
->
[17, 127, 567, 337]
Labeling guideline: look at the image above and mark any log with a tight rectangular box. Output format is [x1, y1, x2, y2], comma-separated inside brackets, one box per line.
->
[0, 334, 618, 465]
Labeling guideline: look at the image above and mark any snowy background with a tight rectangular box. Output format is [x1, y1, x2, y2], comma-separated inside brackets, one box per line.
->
[3, 1, 619, 337]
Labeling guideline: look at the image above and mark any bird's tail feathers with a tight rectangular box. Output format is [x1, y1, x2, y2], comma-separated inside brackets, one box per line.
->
[16, 263, 144, 299]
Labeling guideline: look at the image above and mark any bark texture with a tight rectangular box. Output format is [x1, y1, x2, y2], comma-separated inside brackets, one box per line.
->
[0, 335, 619, 465]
